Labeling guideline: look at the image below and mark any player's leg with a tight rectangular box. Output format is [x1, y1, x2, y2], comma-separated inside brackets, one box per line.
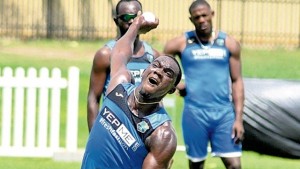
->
[189, 160, 205, 169]
[221, 157, 241, 169]
[210, 107, 242, 169]
[182, 106, 209, 169]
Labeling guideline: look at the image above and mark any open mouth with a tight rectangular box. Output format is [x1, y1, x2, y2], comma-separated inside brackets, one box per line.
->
[148, 77, 158, 85]
[200, 26, 207, 31]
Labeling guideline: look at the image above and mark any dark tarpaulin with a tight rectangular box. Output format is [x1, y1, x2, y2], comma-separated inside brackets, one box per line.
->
[243, 78, 300, 159]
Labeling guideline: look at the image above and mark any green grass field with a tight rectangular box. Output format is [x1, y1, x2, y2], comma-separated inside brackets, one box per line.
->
[0, 39, 299, 169]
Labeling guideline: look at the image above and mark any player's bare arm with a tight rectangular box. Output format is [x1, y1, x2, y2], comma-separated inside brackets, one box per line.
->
[107, 13, 159, 94]
[87, 47, 111, 132]
[163, 35, 186, 58]
[164, 35, 186, 96]
[142, 121, 177, 169]
[227, 35, 245, 143]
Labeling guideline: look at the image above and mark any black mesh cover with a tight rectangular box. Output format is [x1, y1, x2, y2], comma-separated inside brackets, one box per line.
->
[243, 78, 300, 159]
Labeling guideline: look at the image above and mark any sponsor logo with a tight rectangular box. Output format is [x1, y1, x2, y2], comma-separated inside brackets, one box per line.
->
[100, 107, 137, 148]
[130, 69, 145, 83]
[100, 118, 129, 150]
[192, 48, 226, 60]
[130, 69, 144, 77]
[116, 124, 136, 146]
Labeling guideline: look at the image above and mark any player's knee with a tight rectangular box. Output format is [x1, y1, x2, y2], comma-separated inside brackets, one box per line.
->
[227, 163, 241, 169]
[189, 160, 205, 169]
[222, 157, 241, 169]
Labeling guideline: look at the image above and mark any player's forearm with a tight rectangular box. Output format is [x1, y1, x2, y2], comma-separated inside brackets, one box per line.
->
[111, 22, 140, 68]
[232, 80, 244, 122]
[87, 98, 100, 132]
[87, 111, 98, 132]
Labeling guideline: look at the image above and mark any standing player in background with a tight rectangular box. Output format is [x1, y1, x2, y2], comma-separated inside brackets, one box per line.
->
[164, 0, 245, 169]
[87, 0, 160, 132]
[81, 12, 181, 169]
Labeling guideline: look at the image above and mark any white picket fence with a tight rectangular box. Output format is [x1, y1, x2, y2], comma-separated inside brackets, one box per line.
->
[0, 66, 79, 158]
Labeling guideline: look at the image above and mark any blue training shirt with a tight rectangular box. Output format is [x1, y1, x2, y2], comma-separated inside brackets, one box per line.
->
[81, 83, 171, 169]
[102, 40, 154, 96]
[181, 31, 232, 109]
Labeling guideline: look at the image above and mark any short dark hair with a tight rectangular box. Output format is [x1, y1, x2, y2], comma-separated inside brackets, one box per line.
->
[189, 0, 211, 14]
[116, 0, 143, 15]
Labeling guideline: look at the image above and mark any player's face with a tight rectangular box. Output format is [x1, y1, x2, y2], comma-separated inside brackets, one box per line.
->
[189, 4, 214, 35]
[115, 1, 141, 35]
[139, 56, 179, 99]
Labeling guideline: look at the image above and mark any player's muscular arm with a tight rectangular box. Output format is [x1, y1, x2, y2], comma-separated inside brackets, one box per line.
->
[163, 35, 186, 58]
[176, 81, 187, 97]
[227, 36, 245, 143]
[227, 36, 244, 121]
[87, 47, 111, 132]
[143, 122, 177, 169]
[107, 14, 159, 94]
[164, 36, 186, 97]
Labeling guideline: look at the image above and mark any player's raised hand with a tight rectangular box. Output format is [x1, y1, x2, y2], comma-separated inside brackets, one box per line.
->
[134, 11, 159, 34]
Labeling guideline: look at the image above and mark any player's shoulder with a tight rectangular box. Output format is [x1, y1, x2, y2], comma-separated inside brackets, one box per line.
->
[93, 44, 112, 67]
[164, 34, 186, 54]
[168, 33, 186, 43]
[223, 32, 240, 53]
[94, 39, 116, 58]
[151, 121, 176, 142]
[146, 121, 177, 158]
[141, 40, 160, 58]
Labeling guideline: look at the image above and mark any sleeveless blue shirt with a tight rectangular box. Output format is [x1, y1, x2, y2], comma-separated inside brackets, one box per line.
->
[181, 31, 232, 108]
[103, 40, 155, 96]
[81, 83, 171, 169]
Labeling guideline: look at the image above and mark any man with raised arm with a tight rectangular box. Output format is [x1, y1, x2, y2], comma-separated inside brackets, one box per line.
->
[81, 12, 182, 169]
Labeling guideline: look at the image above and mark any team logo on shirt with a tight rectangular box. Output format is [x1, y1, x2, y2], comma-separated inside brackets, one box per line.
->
[115, 92, 124, 98]
[147, 54, 154, 63]
[216, 39, 225, 46]
[137, 121, 149, 133]
[188, 38, 196, 44]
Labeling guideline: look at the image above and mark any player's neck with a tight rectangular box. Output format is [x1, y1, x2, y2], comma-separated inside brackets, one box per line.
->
[195, 29, 215, 49]
[133, 88, 160, 105]
[128, 89, 160, 117]
[196, 29, 215, 42]
[132, 39, 142, 53]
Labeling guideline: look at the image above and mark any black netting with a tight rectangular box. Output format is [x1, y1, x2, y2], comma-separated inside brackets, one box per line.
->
[243, 78, 300, 159]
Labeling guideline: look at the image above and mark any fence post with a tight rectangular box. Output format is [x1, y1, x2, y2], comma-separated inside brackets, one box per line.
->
[25, 67, 37, 148]
[66, 66, 80, 152]
[0, 66, 80, 158]
[13, 67, 26, 147]
[1, 67, 13, 147]
[37, 67, 49, 149]
[50, 68, 65, 150]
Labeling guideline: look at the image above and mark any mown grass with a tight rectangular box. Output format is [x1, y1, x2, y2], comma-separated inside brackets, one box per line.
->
[0, 39, 299, 169]
[0, 151, 300, 169]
